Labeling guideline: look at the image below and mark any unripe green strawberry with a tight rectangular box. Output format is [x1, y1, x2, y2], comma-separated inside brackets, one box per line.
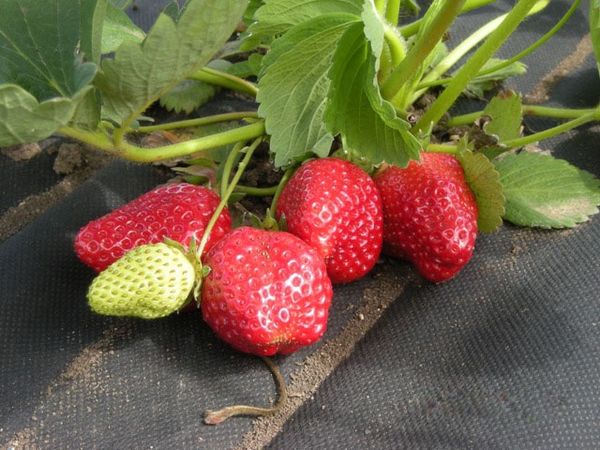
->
[87, 243, 196, 319]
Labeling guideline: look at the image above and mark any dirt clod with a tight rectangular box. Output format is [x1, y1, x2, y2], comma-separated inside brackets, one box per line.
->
[1, 143, 42, 161]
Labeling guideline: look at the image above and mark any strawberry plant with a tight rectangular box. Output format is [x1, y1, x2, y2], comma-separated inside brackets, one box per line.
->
[3, 0, 600, 425]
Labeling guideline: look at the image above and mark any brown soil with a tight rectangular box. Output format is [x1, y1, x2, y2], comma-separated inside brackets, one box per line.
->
[0, 143, 113, 241]
[2, 324, 132, 449]
[1, 143, 42, 161]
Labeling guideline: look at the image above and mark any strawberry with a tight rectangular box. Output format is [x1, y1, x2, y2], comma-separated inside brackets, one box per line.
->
[75, 183, 231, 272]
[374, 153, 478, 282]
[87, 243, 197, 319]
[201, 227, 333, 356]
[276, 158, 383, 284]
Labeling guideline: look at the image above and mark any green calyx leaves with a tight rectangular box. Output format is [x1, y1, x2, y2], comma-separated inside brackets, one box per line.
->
[256, 0, 421, 168]
[457, 145, 505, 233]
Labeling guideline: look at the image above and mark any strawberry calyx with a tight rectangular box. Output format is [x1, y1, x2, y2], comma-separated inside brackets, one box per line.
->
[163, 237, 205, 308]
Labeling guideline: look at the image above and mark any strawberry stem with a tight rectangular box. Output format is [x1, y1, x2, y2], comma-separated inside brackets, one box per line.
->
[234, 185, 279, 196]
[203, 357, 288, 425]
[135, 111, 259, 133]
[220, 142, 246, 199]
[381, 0, 468, 100]
[270, 166, 295, 213]
[190, 67, 258, 97]
[448, 105, 596, 128]
[414, 0, 542, 133]
[413, 0, 578, 96]
[398, 0, 496, 37]
[385, 0, 402, 25]
[198, 137, 263, 257]
[59, 121, 266, 163]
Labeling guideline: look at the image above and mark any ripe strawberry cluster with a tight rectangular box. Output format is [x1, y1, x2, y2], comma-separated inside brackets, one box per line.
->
[76, 155, 478, 356]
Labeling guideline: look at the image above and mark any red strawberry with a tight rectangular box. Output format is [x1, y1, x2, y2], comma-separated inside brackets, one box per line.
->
[75, 183, 231, 272]
[374, 153, 478, 282]
[201, 227, 333, 356]
[276, 158, 383, 284]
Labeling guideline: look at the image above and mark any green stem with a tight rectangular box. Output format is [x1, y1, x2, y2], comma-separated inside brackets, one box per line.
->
[220, 142, 245, 199]
[448, 106, 597, 127]
[270, 167, 295, 213]
[136, 112, 259, 133]
[476, 0, 579, 78]
[426, 143, 458, 154]
[59, 121, 266, 163]
[414, 0, 541, 133]
[198, 137, 262, 257]
[502, 112, 598, 148]
[410, 13, 508, 104]
[414, 0, 577, 93]
[398, 0, 496, 37]
[191, 67, 258, 97]
[385, 0, 401, 25]
[375, 0, 387, 14]
[384, 27, 406, 67]
[234, 185, 278, 196]
[381, 0, 468, 100]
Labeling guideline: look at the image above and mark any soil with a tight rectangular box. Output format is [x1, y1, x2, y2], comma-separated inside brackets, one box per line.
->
[1, 143, 42, 161]
[0, 142, 113, 241]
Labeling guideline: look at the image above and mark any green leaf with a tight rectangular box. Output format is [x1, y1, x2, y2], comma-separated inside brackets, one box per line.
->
[70, 88, 102, 130]
[110, 0, 132, 9]
[101, 2, 145, 54]
[159, 60, 231, 114]
[457, 150, 505, 233]
[95, 0, 247, 127]
[495, 152, 600, 229]
[590, 0, 600, 75]
[83, 0, 109, 64]
[245, 0, 363, 49]
[244, 0, 265, 25]
[0, 0, 101, 100]
[324, 21, 421, 167]
[0, 84, 90, 146]
[463, 59, 527, 98]
[258, 14, 358, 167]
[159, 80, 219, 114]
[482, 90, 524, 144]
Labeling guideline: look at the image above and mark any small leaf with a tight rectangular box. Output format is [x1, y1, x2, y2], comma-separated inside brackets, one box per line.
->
[159, 80, 219, 114]
[457, 150, 505, 233]
[495, 152, 600, 229]
[244, 0, 363, 49]
[96, 0, 247, 126]
[244, 0, 264, 25]
[482, 90, 524, 144]
[463, 59, 527, 98]
[0, 0, 101, 100]
[324, 19, 420, 167]
[258, 14, 357, 167]
[0, 84, 89, 146]
[101, 2, 145, 54]
[159, 61, 231, 114]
